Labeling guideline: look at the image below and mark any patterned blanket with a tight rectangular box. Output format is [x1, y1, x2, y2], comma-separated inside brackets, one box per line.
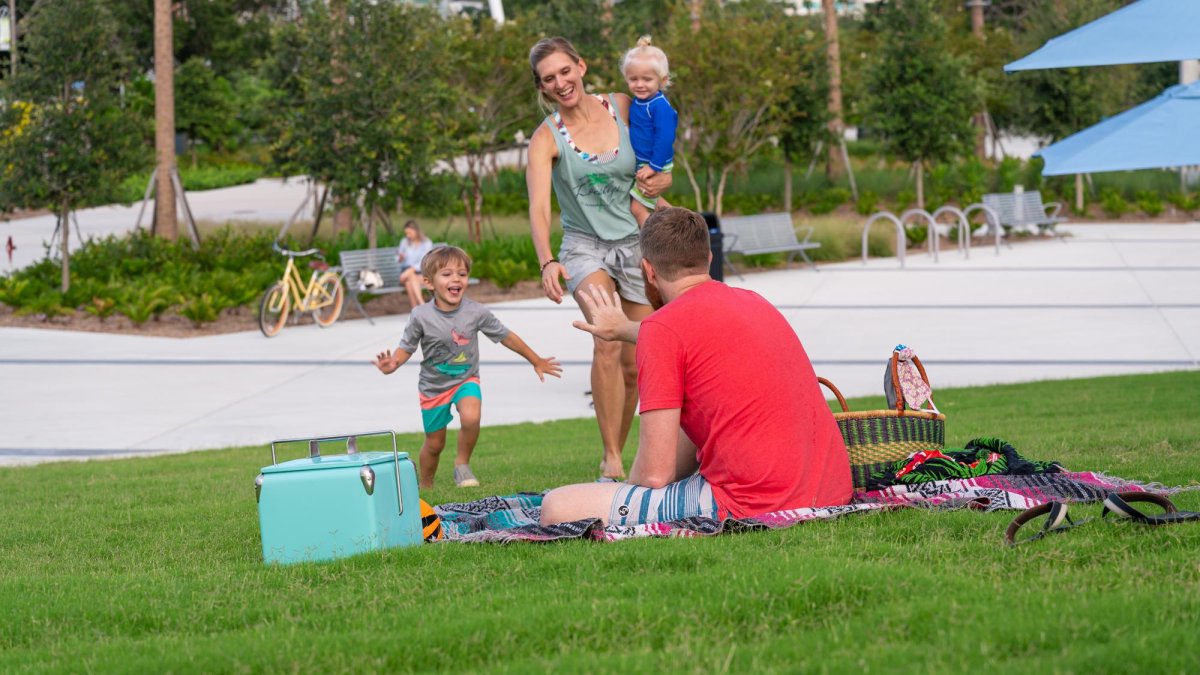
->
[433, 471, 1186, 544]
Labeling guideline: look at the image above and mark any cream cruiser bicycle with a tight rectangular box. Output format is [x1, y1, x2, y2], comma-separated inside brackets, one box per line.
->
[258, 243, 345, 337]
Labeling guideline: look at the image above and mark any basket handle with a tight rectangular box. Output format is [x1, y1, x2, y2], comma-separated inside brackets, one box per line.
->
[817, 377, 849, 413]
[889, 352, 934, 412]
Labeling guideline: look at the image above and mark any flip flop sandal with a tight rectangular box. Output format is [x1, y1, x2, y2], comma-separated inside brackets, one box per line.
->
[1102, 491, 1200, 525]
[1005, 501, 1093, 546]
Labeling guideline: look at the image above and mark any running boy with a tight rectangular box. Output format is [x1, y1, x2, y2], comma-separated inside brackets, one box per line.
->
[622, 36, 677, 226]
[372, 246, 562, 489]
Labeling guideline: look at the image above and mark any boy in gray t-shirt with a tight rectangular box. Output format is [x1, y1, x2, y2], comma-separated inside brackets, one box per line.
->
[373, 246, 561, 489]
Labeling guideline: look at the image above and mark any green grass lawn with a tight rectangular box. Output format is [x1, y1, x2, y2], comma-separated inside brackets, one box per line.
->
[2, 371, 1199, 672]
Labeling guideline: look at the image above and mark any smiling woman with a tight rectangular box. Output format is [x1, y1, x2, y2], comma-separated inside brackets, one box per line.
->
[525, 37, 674, 481]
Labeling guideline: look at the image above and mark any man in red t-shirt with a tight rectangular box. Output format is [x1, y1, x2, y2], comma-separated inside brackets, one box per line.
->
[540, 208, 852, 526]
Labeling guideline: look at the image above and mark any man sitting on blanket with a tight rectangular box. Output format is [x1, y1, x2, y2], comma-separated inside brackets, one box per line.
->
[540, 207, 852, 526]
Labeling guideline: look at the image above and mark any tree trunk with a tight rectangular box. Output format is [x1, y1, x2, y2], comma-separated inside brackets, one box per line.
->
[473, 179, 483, 243]
[59, 202, 70, 293]
[366, 205, 377, 249]
[333, 203, 353, 235]
[8, 0, 15, 77]
[678, 152, 704, 213]
[715, 167, 731, 218]
[915, 161, 924, 210]
[689, 0, 702, 32]
[153, 0, 177, 240]
[783, 157, 793, 213]
[969, 1, 988, 160]
[705, 166, 715, 213]
[822, 0, 845, 179]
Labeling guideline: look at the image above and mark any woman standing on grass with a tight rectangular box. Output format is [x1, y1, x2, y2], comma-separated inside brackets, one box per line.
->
[526, 37, 672, 480]
[397, 220, 433, 308]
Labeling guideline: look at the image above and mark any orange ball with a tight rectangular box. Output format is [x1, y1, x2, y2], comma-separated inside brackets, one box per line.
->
[420, 499, 443, 542]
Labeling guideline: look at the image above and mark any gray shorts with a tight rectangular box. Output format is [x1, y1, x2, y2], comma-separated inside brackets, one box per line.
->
[559, 231, 649, 306]
[608, 472, 720, 526]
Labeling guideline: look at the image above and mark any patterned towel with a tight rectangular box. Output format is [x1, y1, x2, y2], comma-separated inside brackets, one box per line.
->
[433, 472, 1191, 544]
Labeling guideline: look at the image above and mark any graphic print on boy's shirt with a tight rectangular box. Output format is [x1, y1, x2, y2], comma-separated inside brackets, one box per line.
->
[397, 298, 510, 397]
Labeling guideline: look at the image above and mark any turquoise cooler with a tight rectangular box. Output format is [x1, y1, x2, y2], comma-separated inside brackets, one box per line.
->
[255, 431, 422, 564]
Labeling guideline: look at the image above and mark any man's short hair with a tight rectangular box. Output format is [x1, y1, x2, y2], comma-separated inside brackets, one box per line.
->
[640, 207, 710, 281]
[421, 245, 472, 279]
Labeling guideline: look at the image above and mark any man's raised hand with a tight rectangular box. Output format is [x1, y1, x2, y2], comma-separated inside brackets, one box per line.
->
[571, 285, 639, 344]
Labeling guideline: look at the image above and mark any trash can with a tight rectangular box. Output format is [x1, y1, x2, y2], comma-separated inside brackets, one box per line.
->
[701, 211, 723, 282]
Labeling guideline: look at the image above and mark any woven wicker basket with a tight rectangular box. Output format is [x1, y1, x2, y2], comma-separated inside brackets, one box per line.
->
[819, 354, 945, 489]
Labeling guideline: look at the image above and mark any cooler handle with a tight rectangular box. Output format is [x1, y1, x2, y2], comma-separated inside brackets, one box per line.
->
[266, 430, 405, 516]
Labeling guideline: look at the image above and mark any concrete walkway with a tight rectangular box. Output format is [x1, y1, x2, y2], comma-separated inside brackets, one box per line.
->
[2, 178, 312, 272]
[2, 222, 1198, 466]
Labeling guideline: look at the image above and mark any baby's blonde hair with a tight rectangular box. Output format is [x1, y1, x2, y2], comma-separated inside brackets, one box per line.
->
[620, 35, 670, 89]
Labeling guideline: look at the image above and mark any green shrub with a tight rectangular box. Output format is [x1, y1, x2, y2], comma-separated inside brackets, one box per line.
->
[118, 285, 181, 325]
[179, 293, 224, 325]
[995, 157, 1022, 193]
[474, 258, 528, 289]
[83, 295, 118, 321]
[1100, 189, 1129, 218]
[905, 224, 929, 248]
[15, 290, 72, 320]
[808, 188, 850, 215]
[0, 277, 39, 308]
[1164, 192, 1196, 213]
[855, 190, 879, 216]
[1135, 190, 1164, 217]
[895, 189, 915, 212]
[723, 193, 776, 216]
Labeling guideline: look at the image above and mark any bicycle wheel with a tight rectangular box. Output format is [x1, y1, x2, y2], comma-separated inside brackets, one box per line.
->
[311, 272, 344, 328]
[258, 283, 290, 337]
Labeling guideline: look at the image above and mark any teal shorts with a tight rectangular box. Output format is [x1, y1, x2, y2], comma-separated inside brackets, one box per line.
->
[419, 379, 482, 433]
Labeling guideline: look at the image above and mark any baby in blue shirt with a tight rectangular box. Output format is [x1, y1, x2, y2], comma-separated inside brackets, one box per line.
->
[621, 36, 677, 226]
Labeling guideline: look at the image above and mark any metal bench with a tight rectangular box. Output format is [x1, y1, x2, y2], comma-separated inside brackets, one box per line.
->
[338, 246, 406, 323]
[720, 212, 820, 279]
[982, 190, 1066, 237]
[338, 245, 480, 323]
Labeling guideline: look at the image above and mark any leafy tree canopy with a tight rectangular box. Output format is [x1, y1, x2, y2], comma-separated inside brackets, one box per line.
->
[863, 0, 979, 166]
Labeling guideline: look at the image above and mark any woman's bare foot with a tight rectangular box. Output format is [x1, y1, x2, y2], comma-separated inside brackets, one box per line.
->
[599, 458, 625, 480]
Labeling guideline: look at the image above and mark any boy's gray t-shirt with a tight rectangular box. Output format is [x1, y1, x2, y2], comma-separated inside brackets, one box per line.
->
[397, 299, 510, 397]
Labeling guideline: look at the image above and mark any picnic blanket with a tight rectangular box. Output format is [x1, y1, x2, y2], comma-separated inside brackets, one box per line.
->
[864, 436, 1065, 490]
[434, 471, 1187, 544]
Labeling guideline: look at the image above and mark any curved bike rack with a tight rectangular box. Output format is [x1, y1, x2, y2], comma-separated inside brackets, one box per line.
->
[861, 211, 907, 268]
[900, 208, 939, 264]
[963, 202, 1005, 255]
[931, 205, 971, 259]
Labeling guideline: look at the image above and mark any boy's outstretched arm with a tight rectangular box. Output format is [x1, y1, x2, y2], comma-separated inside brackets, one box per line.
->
[372, 348, 413, 375]
[500, 333, 562, 382]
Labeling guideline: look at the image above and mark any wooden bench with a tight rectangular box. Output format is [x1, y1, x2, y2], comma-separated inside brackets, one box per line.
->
[982, 191, 1066, 237]
[720, 212, 820, 279]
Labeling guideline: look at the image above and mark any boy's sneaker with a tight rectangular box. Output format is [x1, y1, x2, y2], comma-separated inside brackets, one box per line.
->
[454, 464, 480, 488]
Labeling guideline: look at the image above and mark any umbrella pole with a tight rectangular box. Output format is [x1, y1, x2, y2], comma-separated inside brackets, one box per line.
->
[1075, 174, 1084, 213]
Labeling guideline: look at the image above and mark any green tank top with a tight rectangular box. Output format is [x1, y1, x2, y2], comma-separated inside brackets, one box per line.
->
[546, 93, 639, 241]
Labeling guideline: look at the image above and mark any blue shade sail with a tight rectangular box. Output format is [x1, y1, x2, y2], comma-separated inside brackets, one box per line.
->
[1036, 81, 1200, 176]
[1005, 0, 1200, 72]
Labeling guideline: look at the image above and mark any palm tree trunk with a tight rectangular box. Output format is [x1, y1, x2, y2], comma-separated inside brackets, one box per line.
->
[822, 0, 845, 179]
[153, 0, 177, 240]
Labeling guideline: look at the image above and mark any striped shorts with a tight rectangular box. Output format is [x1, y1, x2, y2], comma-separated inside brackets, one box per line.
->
[608, 471, 719, 526]
[419, 378, 481, 433]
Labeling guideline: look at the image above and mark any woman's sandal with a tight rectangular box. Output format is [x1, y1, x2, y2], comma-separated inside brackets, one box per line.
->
[1006, 491, 1199, 546]
[1102, 492, 1200, 525]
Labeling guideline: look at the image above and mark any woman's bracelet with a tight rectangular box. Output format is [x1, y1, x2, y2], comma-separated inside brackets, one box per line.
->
[540, 258, 559, 272]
